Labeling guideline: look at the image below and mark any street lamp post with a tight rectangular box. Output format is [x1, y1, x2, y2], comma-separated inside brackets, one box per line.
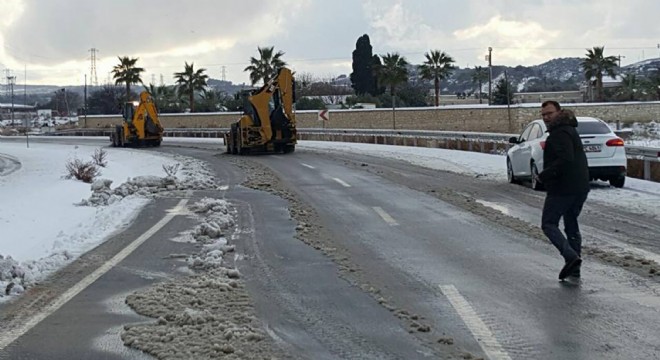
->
[617, 55, 626, 68]
[487, 47, 493, 106]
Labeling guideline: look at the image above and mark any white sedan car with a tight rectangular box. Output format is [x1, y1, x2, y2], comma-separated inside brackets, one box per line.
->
[506, 117, 627, 190]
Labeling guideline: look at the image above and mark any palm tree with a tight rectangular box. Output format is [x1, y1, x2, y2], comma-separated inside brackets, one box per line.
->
[642, 70, 660, 100]
[112, 56, 144, 101]
[581, 46, 618, 102]
[145, 83, 180, 113]
[198, 89, 224, 112]
[471, 66, 489, 104]
[418, 50, 455, 106]
[174, 62, 209, 112]
[375, 53, 408, 129]
[616, 73, 640, 101]
[244, 46, 287, 86]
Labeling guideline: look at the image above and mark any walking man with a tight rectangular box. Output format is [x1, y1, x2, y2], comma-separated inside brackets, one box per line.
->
[536, 101, 590, 280]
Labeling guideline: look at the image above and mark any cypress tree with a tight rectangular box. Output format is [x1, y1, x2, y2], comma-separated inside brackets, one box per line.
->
[350, 34, 377, 95]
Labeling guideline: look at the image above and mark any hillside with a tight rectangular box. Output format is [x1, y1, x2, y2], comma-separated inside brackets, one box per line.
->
[4, 57, 659, 106]
[443, 57, 660, 95]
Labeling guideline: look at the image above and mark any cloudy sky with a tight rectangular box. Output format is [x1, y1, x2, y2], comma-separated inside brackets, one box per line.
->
[1, 0, 659, 87]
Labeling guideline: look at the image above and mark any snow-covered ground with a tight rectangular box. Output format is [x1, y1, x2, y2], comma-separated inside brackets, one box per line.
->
[0, 140, 219, 301]
[1, 137, 659, 303]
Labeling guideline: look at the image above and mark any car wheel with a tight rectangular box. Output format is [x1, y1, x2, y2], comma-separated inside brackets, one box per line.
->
[609, 176, 625, 188]
[531, 163, 544, 191]
[507, 158, 520, 184]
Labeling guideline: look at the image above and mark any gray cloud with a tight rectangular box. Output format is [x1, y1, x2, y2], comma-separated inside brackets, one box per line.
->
[1, 0, 659, 85]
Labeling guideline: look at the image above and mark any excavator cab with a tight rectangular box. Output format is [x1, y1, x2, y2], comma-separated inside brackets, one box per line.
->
[122, 102, 135, 124]
[111, 91, 164, 147]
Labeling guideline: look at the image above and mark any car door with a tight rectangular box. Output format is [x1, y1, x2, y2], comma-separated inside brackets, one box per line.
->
[525, 123, 546, 172]
[510, 123, 534, 175]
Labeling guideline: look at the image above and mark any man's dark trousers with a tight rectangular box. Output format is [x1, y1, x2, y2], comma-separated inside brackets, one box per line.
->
[541, 192, 589, 261]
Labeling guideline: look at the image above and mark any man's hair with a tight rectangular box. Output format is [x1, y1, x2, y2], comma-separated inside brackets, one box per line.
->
[541, 100, 561, 110]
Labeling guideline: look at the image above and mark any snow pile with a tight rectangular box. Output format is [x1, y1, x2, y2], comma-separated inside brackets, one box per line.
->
[179, 198, 236, 270]
[78, 156, 222, 207]
[0, 256, 28, 296]
[121, 197, 284, 359]
[121, 270, 275, 359]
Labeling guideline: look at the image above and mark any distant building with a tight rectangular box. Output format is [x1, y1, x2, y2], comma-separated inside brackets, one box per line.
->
[579, 75, 624, 102]
[0, 103, 37, 124]
[513, 91, 584, 104]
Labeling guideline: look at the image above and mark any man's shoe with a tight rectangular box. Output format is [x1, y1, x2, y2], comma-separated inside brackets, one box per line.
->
[568, 266, 581, 278]
[559, 257, 582, 280]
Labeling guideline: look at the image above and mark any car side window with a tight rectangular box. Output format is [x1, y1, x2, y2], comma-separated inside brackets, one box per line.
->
[519, 125, 533, 142]
[529, 124, 542, 140]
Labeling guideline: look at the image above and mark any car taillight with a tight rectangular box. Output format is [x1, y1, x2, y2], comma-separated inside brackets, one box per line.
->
[540, 141, 546, 150]
[606, 138, 625, 146]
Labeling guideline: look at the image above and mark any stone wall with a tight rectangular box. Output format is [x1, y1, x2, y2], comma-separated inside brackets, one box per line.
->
[80, 101, 660, 134]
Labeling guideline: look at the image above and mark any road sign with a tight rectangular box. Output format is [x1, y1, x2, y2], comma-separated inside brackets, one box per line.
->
[318, 109, 329, 122]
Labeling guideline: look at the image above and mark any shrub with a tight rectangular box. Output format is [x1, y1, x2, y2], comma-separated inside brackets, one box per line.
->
[162, 163, 180, 177]
[91, 148, 108, 167]
[65, 158, 100, 183]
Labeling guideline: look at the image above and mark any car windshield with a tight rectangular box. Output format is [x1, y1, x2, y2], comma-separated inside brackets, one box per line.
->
[576, 121, 612, 135]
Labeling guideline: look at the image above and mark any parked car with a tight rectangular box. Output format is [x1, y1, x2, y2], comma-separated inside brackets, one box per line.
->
[506, 117, 627, 190]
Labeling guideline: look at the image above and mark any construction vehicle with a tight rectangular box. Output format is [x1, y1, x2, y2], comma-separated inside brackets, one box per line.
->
[110, 91, 164, 147]
[224, 67, 297, 154]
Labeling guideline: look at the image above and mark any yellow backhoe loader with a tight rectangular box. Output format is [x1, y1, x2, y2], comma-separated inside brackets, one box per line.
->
[111, 91, 164, 147]
[224, 67, 297, 154]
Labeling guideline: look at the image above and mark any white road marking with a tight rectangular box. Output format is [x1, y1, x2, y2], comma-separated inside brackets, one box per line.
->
[300, 163, 315, 169]
[439, 285, 512, 360]
[332, 177, 351, 187]
[0, 199, 189, 351]
[372, 206, 399, 226]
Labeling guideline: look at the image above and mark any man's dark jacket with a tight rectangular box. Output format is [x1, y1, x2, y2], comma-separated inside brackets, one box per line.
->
[538, 115, 590, 195]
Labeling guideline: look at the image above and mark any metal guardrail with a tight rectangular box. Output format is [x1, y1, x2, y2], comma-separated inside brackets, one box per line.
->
[300, 128, 517, 142]
[626, 145, 660, 159]
[625, 145, 660, 181]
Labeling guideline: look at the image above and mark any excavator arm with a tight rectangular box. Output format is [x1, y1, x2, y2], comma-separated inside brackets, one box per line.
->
[247, 67, 295, 142]
[225, 67, 296, 154]
[134, 91, 163, 136]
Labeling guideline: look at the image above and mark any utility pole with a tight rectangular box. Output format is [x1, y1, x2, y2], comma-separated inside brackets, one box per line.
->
[7, 75, 16, 126]
[487, 47, 493, 106]
[60, 88, 69, 117]
[84, 74, 88, 128]
[617, 55, 626, 68]
[505, 70, 512, 132]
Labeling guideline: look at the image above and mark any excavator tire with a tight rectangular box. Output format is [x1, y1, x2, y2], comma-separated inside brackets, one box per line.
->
[118, 127, 125, 147]
[283, 144, 295, 154]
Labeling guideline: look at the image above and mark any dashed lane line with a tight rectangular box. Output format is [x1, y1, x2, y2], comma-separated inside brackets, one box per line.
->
[300, 163, 316, 169]
[0, 199, 189, 351]
[332, 177, 351, 187]
[372, 206, 399, 226]
[439, 285, 512, 360]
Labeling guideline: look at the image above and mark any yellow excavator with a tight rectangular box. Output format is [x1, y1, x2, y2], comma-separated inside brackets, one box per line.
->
[111, 91, 164, 147]
[224, 67, 297, 154]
